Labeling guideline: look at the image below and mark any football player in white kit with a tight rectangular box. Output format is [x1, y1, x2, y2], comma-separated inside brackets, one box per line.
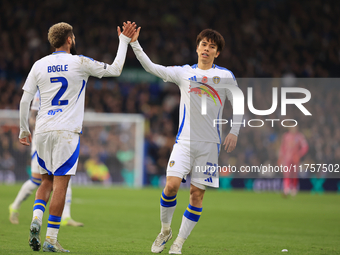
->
[19, 21, 136, 252]
[129, 27, 242, 254]
[10, 90, 83, 227]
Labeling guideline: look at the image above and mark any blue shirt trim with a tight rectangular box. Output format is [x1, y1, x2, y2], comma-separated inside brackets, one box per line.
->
[52, 51, 67, 54]
[79, 55, 94, 61]
[216, 108, 221, 145]
[175, 104, 186, 143]
[191, 63, 217, 69]
[215, 65, 236, 80]
[76, 80, 86, 102]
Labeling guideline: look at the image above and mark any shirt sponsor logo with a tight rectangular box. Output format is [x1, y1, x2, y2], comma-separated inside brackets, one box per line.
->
[48, 109, 62, 115]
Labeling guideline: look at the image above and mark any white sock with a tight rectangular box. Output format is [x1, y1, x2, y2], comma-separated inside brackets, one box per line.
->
[160, 191, 177, 234]
[32, 199, 47, 225]
[62, 181, 72, 219]
[178, 215, 197, 240]
[178, 204, 203, 240]
[12, 179, 39, 210]
[32, 209, 44, 226]
[46, 215, 61, 244]
[161, 205, 176, 233]
[46, 228, 59, 244]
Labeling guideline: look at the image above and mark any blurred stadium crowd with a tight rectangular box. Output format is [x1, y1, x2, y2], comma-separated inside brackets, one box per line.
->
[0, 0, 339, 185]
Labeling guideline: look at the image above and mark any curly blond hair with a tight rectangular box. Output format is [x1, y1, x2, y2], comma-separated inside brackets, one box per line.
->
[48, 22, 73, 49]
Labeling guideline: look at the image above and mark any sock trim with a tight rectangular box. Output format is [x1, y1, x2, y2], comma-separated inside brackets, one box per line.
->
[187, 204, 203, 214]
[47, 215, 61, 229]
[183, 204, 202, 222]
[161, 194, 176, 202]
[160, 191, 177, 207]
[186, 207, 201, 215]
[33, 199, 46, 212]
[30, 177, 42, 186]
[161, 190, 176, 200]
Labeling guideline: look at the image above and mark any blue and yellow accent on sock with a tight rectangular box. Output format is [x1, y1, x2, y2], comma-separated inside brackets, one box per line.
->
[33, 199, 46, 212]
[47, 215, 61, 229]
[160, 190, 177, 207]
[183, 204, 202, 222]
[30, 177, 42, 186]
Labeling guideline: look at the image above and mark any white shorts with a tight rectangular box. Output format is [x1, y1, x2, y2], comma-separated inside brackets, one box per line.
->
[167, 140, 220, 189]
[35, 131, 80, 176]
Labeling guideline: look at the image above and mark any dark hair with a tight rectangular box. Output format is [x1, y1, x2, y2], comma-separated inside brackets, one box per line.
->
[196, 29, 225, 52]
[48, 22, 73, 49]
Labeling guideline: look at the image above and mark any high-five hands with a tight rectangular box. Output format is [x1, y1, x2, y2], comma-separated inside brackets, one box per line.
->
[117, 21, 137, 38]
[122, 21, 141, 42]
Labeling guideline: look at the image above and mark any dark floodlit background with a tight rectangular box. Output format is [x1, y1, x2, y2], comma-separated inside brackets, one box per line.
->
[0, 0, 339, 192]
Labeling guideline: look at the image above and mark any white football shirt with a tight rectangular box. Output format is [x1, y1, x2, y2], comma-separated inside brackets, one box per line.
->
[131, 41, 242, 144]
[21, 34, 130, 135]
[31, 90, 40, 111]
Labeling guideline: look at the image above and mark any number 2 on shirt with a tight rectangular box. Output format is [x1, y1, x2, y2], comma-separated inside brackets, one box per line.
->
[50, 77, 68, 106]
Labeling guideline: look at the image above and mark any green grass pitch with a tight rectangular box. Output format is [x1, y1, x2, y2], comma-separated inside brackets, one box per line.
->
[1, 184, 339, 254]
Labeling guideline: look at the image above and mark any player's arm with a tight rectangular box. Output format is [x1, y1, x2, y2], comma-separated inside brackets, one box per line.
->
[223, 75, 243, 152]
[83, 22, 136, 78]
[29, 110, 38, 129]
[19, 64, 38, 145]
[19, 91, 35, 145]
[29, 91, 40, 128]
[129, 27, 180, 84]
[102, 22, 136, 77]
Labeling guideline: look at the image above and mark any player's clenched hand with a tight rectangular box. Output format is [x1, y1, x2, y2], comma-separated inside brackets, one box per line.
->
[117, 21, 136, 38]
[19, 134, 32, 146]
[223, 133, 237, 153]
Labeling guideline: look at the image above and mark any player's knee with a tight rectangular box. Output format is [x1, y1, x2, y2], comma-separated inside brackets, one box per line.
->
[164, 182, 180, 196]
[190, 188, 204, 204]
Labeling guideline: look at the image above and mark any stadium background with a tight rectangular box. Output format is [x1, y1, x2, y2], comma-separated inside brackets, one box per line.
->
[0, 0, 339, 192]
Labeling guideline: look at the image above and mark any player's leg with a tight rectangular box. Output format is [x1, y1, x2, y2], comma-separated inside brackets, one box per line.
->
[42, 175, 71, 253]
[162, 176, 182, 231]
[169, 141, 216, 254]
[170, 184, 205, 254]
[44, 175, 71, 243]
[29, 173, 53, 251]
[61, 178, 84, 227]
[152, 176, 182, 253]
[43, 131, 79, 252]
[152, 140, 191, 253]
[9, 172, 42, 224]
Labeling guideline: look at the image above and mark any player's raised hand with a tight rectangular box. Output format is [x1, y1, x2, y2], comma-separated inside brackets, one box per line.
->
[19, 133, 32, 146]
[223, 133, 237, 153]
[130, 27, 141, 43]
[118, 21, 136, 38]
